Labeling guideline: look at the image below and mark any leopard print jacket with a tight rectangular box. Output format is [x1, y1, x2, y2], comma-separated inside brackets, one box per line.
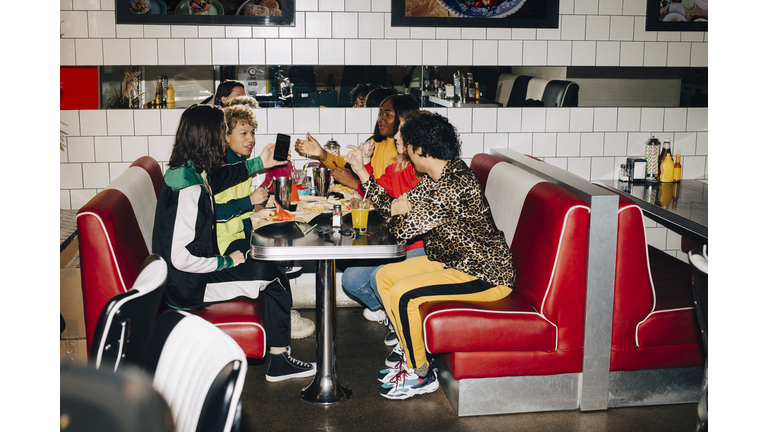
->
[364, 158, 516, 289]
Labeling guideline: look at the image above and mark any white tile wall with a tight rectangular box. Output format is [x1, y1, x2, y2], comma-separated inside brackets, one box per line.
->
[60, 2, 708, 258]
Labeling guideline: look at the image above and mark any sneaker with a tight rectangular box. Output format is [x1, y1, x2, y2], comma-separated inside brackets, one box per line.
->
[291, 310, 315, 339]
[363, 308, 388, 325]
[385, 342, 404, 368]
[266, 351, 317, 382]
[284, 266, 302, 278]
[378, 367, 439, 400]
[377, 358, 407, 383]
[384, 323, 398, 346]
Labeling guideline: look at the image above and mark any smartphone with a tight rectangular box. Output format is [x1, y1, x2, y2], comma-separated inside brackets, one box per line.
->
[274, 133, 290, 162]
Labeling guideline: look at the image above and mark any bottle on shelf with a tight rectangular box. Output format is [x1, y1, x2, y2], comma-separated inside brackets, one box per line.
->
[154, 83, 161, 108]
[673, 154, 682, 182]
[660, 153, 675, 182]
[166, 84, 175, 109]
[659, 139, 672, 175]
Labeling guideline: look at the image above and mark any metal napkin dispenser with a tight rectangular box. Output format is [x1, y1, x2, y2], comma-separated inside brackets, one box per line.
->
[626, 157, 647, 182]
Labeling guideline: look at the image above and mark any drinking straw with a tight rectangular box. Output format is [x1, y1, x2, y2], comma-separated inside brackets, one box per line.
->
[301, 223, 317, 235]
[363, 181, 370, 201]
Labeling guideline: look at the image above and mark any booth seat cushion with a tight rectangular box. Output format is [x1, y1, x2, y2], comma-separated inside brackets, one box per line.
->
[422, 294, 556, 354]
[607, 194, 704, 371]
[186, 298, 266, 359]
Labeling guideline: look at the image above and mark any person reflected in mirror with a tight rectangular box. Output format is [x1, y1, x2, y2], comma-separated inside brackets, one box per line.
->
[209, 79, 247, 107]
[350, 82, 377, 107]
[363, 111, 516, 400]
[152, 104, 317, 383]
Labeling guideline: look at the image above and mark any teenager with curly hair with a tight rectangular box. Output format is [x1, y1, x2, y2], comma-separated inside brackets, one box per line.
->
[364, 111, 516, 400]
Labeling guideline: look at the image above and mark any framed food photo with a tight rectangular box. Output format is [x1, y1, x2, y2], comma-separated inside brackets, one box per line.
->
[646, 0, 707, 32]
[391, 0, 559, 29]
[115, 0, 295, 26]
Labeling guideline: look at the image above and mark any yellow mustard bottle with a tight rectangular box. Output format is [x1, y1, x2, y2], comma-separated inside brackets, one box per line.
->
[673, 154, 682, 182]
[166, 84, 176, 109]
[660, 153, 674, 183]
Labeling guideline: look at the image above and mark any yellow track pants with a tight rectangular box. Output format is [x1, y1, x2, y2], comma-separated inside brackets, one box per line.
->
[376, 255, 512, 370]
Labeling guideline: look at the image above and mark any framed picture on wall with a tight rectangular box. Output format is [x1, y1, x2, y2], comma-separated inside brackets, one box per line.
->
[391, 0, 559, 28]
[646, 0, 707, 32]
[115, 0, 295, 26]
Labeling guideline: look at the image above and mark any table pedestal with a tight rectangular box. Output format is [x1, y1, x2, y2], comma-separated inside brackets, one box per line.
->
[300, 259, 352, 404]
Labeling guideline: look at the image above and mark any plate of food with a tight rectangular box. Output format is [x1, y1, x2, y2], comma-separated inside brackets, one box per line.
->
[174, 0, 224, 15]
[436, 0, 527, 18]
[237, 0, 283, 16]
[663, 12, 686, 22]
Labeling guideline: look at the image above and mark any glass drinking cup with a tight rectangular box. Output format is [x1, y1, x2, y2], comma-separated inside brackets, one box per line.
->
[350, 198, 370, 233]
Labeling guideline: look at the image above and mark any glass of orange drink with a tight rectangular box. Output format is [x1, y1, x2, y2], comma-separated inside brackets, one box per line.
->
[350, 198, 369, 233]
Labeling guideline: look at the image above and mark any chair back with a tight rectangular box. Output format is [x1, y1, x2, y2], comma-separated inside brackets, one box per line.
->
[688, 247, 708, 353]
[481, 159, 590, 353]
[61, 363, 174, 432]
[77, 156, 163, 351]
[143, 311, 247, 432]
[495, 73, 579, 107]
[90, 254, 167, 372]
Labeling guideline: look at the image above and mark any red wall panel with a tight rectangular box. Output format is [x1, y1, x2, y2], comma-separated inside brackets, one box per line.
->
[60, 67, 100, 110]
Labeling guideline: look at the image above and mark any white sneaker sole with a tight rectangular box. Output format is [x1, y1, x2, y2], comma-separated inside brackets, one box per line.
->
[379, 378, 439, 400]
[291, 321, 315, 339]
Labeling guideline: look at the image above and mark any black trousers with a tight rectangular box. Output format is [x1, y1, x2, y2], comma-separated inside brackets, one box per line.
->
[205, 258, 292, 348]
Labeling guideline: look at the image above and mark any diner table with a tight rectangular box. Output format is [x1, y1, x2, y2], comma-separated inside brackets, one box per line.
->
[251, 209, 405, 405]
[598, 179, 708, 246]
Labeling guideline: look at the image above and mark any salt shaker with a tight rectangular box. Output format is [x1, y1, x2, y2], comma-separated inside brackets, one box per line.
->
[332, 204, 342, 229]
[619, 164, 629, 182]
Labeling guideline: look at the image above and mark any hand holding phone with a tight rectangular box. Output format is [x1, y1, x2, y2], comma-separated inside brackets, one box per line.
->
[274, 133, 290, 162]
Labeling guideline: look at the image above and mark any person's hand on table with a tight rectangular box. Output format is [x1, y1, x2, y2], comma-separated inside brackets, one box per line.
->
[295, 133, 327, 161]
[260, 143, 290, 169]
[391, 193, 411, 216]
[229, 250, 245, 267]
[250, 186, 268, 205]
[330, 165, 359, 190]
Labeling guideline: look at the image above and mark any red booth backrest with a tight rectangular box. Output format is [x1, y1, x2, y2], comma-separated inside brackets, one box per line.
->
[77, 157, 163, 351]
[612, 197, 655, 347]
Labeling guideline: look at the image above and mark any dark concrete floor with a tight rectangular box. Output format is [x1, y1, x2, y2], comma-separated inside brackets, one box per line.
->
[239, 308, 698, 432]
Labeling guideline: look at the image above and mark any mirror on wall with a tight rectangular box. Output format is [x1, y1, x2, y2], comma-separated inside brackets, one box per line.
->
[97, 65, 706, 110]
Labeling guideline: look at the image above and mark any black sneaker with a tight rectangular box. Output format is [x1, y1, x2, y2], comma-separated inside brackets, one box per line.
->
[384, 323, 398, 346]
[385, 343, 404, 368]
[266, 351, 316, 382]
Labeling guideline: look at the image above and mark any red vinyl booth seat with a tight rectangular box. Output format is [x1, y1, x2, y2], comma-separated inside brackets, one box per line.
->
[77, 156, 267, 359]
[422, 154, 590, 380]
[606, 191, 704, 371]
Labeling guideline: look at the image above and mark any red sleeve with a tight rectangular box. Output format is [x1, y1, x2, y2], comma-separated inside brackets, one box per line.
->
[378, 163, 421, 198]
